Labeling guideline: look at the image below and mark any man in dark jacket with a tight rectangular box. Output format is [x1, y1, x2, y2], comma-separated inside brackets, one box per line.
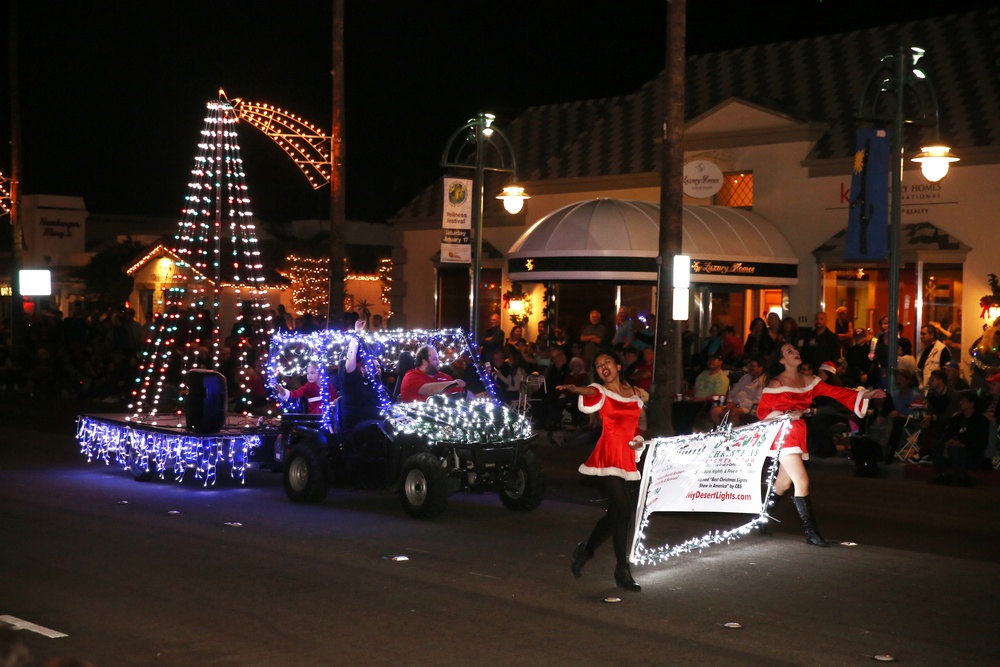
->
[929, 390, 990, 487]
[804, 311, 841, 370]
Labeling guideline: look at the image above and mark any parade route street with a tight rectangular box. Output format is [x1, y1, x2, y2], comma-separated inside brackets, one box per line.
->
[2, 400, 998, 666]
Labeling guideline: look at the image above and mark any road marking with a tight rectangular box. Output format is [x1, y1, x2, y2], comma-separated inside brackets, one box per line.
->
[0, 615, 68, 638]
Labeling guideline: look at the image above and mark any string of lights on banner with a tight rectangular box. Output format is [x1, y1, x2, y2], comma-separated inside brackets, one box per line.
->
[629, 419, 789, 566]
[77, 415, 263, 485]
[267, 328, 529, 443]
[128, 95, 272, 423]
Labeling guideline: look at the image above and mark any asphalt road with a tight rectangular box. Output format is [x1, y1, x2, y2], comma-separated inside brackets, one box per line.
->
[2, 395, 998, 666]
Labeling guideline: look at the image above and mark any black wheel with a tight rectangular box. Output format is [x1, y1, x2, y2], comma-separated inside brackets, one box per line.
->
[499, 449, 545, 512]
[399, 452, 448, 519]
[283, 443, 329, 504]
[128, 447, 156, 482]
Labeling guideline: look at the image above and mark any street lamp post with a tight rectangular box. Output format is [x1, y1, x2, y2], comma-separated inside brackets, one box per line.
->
[856, 46, 958, 393]
[441, 113, 527, 346]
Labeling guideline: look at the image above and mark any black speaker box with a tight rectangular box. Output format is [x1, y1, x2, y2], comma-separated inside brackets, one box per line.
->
[185, 369, 228, 434]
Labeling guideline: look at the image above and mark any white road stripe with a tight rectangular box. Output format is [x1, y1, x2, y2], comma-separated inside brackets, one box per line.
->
[0, 615, 68, 638]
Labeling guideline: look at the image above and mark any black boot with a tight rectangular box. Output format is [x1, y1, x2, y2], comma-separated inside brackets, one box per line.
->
[570, 542, 592, 578]
[757, 490, 785, 536]
[614, 564, 641, 592]
[792, 496, 829, 547]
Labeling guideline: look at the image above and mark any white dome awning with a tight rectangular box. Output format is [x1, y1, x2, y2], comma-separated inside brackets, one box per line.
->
[507, 199, 798, 285]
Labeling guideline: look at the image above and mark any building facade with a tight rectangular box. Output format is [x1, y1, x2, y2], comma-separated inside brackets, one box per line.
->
[389, 9, 1000, 368]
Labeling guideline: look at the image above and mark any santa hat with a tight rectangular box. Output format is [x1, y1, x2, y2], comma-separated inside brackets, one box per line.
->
[818, 361, 837, 375]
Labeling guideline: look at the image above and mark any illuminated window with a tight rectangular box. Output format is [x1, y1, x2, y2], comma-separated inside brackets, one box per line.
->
[716, 172, 753, 208]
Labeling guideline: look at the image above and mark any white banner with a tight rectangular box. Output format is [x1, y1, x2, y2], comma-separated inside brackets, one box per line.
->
[443, 178, 472, 229]
[629, 419, 788, 565]
[638, 419, 784, 514]
[440, 243, 471, 263]
[441, 178, 472, 264]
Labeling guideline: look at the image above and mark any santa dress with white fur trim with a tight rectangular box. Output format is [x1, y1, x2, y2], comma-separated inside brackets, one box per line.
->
[577, 384, 645, 480]
[757, 377, 869, 459]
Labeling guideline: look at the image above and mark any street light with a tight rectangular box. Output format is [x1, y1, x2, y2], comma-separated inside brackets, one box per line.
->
[441, 112, 528, 345]
[856, 46, 958, 393]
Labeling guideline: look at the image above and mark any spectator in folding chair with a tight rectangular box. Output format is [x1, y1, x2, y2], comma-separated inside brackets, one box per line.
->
[929, 390, 990, 487]
[882, 368, 922, 462]
[917, 369, 961, 461]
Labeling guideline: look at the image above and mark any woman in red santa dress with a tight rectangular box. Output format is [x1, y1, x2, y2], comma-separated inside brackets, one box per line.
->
[757, 343, 884, 546]
[557, 350, 648, 592]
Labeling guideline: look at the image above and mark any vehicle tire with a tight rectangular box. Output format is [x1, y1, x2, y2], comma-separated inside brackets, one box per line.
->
[128, 447, 156, 482]
[399, 452, 448, 519]
[284, 443, 329, 504]
[499, 449, 545, 512]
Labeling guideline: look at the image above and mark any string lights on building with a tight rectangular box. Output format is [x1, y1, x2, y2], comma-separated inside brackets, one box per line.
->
[277, 255, 394, 319]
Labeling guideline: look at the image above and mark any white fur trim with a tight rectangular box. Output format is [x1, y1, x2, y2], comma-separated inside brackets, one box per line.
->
[307, 396, 323, 403]
[577, 384, 606, 414]
[578, 464, 641, 480]
[761, 377, 820, 395]
[853, 391, 869, 418]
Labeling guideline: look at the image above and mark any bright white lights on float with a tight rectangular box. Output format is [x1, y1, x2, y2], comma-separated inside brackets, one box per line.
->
[266, 328, 528, 444]
[77, 415, 261, 485]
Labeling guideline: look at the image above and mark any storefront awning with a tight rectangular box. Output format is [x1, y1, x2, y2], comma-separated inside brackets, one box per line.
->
[812, 221, 971, 265]
[506, 199, 798, 285]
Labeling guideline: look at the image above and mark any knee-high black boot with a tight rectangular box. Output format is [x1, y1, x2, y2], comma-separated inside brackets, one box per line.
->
[757, 490, 785, 536]
[571, 513, 612, 577]
[792, 495, 829, 547]
[570, 542, 592, 578]
[611, 512, 640, 592]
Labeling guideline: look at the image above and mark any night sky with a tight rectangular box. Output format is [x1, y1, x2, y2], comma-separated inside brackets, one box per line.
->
[1, 0, 994, 228]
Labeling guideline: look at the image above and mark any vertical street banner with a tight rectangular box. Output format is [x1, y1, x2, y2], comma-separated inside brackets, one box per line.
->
[845, 128, 890, 261]
[441, 177, 472, 264]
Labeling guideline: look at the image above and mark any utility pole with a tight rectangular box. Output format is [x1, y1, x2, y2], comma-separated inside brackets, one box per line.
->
[327, 0, 347, 328]
[649, 0, 686, 436]
[8, 0, 25, 359]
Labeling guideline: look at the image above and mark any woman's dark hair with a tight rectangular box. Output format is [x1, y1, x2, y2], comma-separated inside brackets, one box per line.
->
[764, 342, 794, 381]
[591, 348, 625, 385]
[898, 337, 913, 356]
[749, 317, 767, 334]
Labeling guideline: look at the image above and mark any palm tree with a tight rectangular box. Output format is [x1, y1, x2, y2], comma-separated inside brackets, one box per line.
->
[355, 298, 372, 326]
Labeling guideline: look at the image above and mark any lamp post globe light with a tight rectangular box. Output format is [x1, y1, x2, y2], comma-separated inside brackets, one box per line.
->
[441, 112, 528, 346]
[855, 45, 958, 393]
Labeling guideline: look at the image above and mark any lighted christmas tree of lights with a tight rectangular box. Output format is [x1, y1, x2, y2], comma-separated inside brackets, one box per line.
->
[128, 94, 271, 423]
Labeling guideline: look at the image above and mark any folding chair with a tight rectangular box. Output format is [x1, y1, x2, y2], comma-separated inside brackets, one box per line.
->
[513, 373, 546, 416]
[895, 411, 922, 462]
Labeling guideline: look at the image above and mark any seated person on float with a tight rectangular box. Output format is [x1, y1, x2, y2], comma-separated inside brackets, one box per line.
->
[398, 345, 469, 403]
[276, 363, 328, 415]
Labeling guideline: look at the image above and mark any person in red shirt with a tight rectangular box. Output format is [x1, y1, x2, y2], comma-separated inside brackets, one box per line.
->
[398, 346, 466, 403]
[277, 363, 324, 415]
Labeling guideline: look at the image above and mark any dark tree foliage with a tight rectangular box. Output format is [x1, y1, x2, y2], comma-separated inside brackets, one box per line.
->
[73, 238, 143, 308]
